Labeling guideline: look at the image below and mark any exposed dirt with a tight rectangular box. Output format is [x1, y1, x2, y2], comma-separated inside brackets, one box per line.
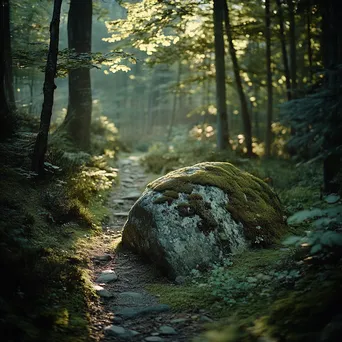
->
[88, 154, 211, 342]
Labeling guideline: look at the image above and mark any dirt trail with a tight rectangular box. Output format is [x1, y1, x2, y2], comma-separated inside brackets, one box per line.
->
[88, 154, 211, 342]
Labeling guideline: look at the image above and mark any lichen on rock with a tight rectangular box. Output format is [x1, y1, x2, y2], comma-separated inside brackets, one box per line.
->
[122, 162, 287, 278]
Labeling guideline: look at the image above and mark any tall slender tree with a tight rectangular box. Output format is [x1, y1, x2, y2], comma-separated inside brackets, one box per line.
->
[0, 0, 15, 139]
[223, 0, 252, 156]
[32, 0, 63, 174]
[3, 0, 15, 111]
[265, 0, 273, 157]
[213, 0, 229, 150]
[288, 0, 297, 98]
[167, 61, 182, 141]
[306, 3, 313, 83]
[276, 0, 292, 101]
[61, 0, 92, 150]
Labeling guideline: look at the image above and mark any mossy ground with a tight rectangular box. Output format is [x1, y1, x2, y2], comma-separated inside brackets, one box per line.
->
[148, 245, 341, 341]
[0, 155, 112, 342]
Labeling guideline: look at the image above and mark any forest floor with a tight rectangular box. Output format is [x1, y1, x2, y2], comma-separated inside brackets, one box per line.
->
[88, 154, 211, 342]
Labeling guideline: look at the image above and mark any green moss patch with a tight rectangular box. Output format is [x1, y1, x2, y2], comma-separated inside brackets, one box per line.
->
[146, 284, 219, 313]
[148, 162, 287, 245]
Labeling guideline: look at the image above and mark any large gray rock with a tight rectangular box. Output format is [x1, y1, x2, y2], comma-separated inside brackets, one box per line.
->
[122, 162, 286, 278]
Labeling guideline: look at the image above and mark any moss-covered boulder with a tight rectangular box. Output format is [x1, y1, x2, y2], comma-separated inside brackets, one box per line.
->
[122, 162, 287, 278]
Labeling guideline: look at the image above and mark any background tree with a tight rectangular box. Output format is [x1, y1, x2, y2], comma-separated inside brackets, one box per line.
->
[276, 0, 292, 101]
[60, 0, 92, 150]
[223, 0, 252, 156]
[265, 0, 273, 157]
[32, 0, 63, 174]
[288, 0, 297, 98]
[213, 0, 229, 150]
[281, 0, 342, 193]
[0, 0, 15, 139]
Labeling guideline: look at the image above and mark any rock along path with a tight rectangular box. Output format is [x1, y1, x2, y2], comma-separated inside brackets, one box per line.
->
[88, 154, 212, 342]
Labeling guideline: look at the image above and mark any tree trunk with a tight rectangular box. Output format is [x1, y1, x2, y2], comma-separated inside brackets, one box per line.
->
[3, 0, 15, 111]
[213, 0, 229, 150]
[62, 0, 92, 150]
[276, 0, 292, 101]
[167, 61, 182, 141]
[320, 0, 342, 194]
[0, 0, 15, 140]
[306, 4, 313, 83]
[265, 0, 273, 158]
[288, 0, 297, 98]
[223, 0, 252, 156]
[32, 0, 63, 174]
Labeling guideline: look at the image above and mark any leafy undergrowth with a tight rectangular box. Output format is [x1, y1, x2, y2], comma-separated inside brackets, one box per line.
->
[0, 114, 119, 342]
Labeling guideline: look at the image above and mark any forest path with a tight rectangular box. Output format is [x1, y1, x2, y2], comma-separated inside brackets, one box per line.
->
[88, 154, 210, 342]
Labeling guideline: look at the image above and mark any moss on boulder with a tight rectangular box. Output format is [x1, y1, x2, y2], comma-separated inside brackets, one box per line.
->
[148, 162, 286, 245]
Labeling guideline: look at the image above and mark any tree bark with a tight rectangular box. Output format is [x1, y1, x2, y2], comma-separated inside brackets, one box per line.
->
[213, 0, 229, 150]
[223, 0, 252, 156]
[265, 0, 273, 158]
[32, 0, 63, 174]
[62, 0, 92, 150]
[276, 0, 292, 101]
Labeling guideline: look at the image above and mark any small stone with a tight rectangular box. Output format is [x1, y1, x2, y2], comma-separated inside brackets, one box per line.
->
[191, 315, 199, 320]
[104, 325, 125, 336]
[170, 318, 187, 324]
[104, 325, 139, 338]
[145, 337, 164, 342]
[98, 289, 113, 298]
[93, 285, 113, 298]
[113, 212, 129, 217]
[122, 178, 134, 183]
[115, 304, 170, 319]
[122, 191, 141, 200]
[129, 330, 140, 336]
[159, 325, 177, 335]
[112, 316, 123, 323]
[96, 270, 118, 283]
[94, 254, 112, 262]
[113, 199, 125, 204]
[151, 332, 160, 336]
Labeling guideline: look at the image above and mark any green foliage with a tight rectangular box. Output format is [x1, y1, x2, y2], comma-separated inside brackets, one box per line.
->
[280, 83, 342, 161]
[284, 204, 342, 261]
[261, 274, 342, 342]
[90, 115, 120, 155]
